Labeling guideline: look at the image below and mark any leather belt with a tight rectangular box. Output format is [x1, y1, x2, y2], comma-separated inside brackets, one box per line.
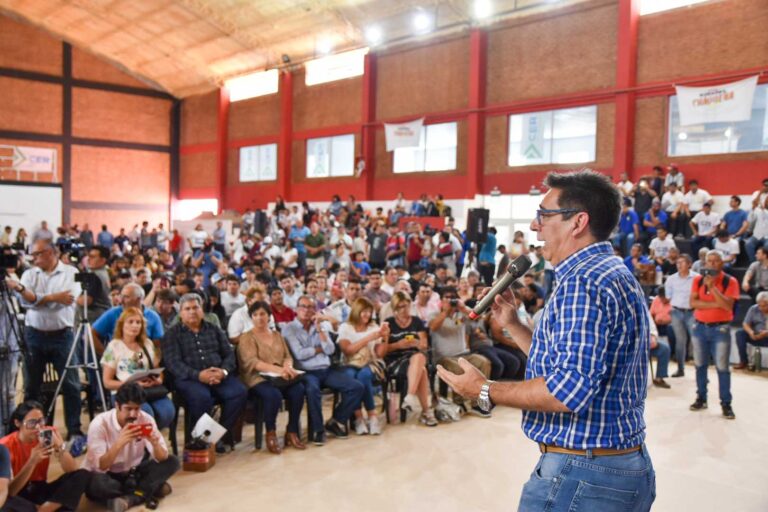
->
[28, 327, 71, 336]
[673, 307, 692, 312]
[699, 321, 729, 327]
[539, 443, 641, 457]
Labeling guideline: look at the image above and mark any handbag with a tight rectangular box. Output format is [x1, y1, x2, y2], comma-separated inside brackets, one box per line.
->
[138, 344, 169, 401]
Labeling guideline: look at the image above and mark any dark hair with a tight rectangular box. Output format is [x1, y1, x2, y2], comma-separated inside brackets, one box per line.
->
[9, 400, 44, 432]
[439, 286, 458, 298]
[544, 169, 621, 241]
[181, 278, 196, 290]
[716, 229, 730, 238]
[689, 179, 698, 186]
[156, 288, 177, 303]
[225, 275, 240, 284]
[435, 263, 448, 271]
[90, 246, 109, 259]
[115, 382, 146, 406]
[731, 195, 742, 205]
[248, 300, 272, 317]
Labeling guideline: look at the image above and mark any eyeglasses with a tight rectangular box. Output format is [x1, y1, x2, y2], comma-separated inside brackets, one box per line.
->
[23, 417, 46, 429]
[297, 304, 316, 310]
[30, 249, 51, 257]
[535, 207, 583, 225]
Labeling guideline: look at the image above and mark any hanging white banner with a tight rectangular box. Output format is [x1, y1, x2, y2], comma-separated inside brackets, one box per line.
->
[384, 118, 424, 152]
[676, 76, 758, 127]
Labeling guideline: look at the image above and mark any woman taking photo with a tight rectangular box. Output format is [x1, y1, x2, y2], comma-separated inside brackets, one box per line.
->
[338, 297, 387, 436]
[377, 292, 437, 426]
[101, 308, 175, 430]
[237, 301, 306, 454]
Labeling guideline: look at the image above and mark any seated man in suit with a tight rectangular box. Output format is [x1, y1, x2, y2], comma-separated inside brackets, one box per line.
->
[161, 293, 247, 453]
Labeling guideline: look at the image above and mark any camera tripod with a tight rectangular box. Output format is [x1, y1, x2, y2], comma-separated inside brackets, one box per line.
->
[0, 275, 26, 434]
[47, 286, 108, 421]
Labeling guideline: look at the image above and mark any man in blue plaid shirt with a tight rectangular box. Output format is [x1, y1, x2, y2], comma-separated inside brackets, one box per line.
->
[438, 170, 655, 512]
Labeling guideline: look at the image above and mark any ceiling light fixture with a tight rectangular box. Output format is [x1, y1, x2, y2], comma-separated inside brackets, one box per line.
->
[316, 38, 334, 55]
[413, 10, 433, 32]
[473, 0, 493, 19]
[365, 25, 383, 45]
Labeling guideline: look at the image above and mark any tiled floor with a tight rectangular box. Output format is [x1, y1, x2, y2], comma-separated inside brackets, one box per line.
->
[74, 367, 767, 511]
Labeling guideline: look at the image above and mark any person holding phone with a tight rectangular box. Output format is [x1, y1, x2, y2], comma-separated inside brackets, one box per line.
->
[85, 383, 179, 511]
[0, 401, 90, 511]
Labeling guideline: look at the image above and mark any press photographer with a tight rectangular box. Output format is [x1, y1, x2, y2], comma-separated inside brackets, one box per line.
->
[0, 249, 24, 437]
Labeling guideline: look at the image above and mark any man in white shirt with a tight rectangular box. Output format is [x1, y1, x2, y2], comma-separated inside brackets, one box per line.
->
[661, 182, 686, 237]
[156, 223, 168, 251]
[690, 200, 720, 256]
[220, 275, 246, 317]
[261, 236, 281, 267]
[280, 273, 303, 310]
[616, 172, 634, 199]
[649, 226, 677, 266]
[713, 230, 740, 268]
[751, 178, 768, 210]
[664, 164, 684, 192]
[85, 383, 179, 511]
[5, 239, 83, 439]
[664, 254, 698, 377]
[380, 266, 399, 296]
[683, 180, 712, 219]
[187, 224, 208, 251]
[414, 282, 440, 323]
[746, 195, 768, 262]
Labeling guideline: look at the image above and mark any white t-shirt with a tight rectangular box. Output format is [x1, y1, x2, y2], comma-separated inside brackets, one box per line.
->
[750, 208, 768, 240]
[336, 322, 381, 367]
[427, 310, 469, 361]
[263, 245, 282, 266]
[189, 229, 208, 249]
[100, 338, 159, 382]
[691, 211, 721, 235]
[617, 180, 634, 196]
[661, 190, 684, 212]
[649, 237, 677, 259]
[221, 292, 246, 316]
[714, 238, 740, 260]
[684, 189, 712, 211]
[84, 408, 164, 473]
[282, 247, 299, 269]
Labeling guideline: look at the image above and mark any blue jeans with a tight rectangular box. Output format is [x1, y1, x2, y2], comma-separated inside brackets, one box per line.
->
[612, 232, 635, 257]
[342, 366, 376, 412]
[745, 236, 767, 262]
[24, 327, 82, 434]
[304, 367, 364, 433]
[650, 337, 670, 379]
[0, 354, 20, 437]
[173, 373, 247, 435]
[670, 309, 694, 373]
[475, 345, 524, 381]
[692, 322, 732, 404]
[518, 444, 655, 512]
[140, 397, 175, 430]
[248, 380, 305, 433]
[734, 329, 768, 365]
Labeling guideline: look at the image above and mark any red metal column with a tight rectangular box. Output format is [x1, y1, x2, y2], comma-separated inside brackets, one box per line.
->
[361, 53, 377, 200]
[467, 28, 487, 197]
[613, 0, 640, 180]
[216, 87, 230, 212]
[278, 70, 293, 201]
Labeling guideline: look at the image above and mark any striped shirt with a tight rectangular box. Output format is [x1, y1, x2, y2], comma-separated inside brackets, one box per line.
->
[522, 242, 649, 450]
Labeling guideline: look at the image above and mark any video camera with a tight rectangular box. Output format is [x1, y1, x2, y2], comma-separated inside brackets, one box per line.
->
[58, 239, 87, 263]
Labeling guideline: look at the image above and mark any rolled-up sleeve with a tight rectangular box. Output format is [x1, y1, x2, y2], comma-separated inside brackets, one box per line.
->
[544, 276, 611, 414]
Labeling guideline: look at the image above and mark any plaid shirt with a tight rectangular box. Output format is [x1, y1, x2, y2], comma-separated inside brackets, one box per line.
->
[161, 320, 236, 381]
[523, 242, 649, 449]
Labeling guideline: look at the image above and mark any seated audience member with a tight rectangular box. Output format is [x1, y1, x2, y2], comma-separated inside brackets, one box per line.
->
[691, 247, 709, 274]
[227, 285, 267, 344]
[101, 308, 175, 430]
[378, 280, 417, 321]
[322, 278, 363, 330]
[220, 275, 245, 318]
[742, 247, 768, 301]
[612, 198, 639, 256]
[161, 293, 247, 453]
[0, 401, 90, 512]
[362, 270, 391, 313]
[713, 230, 739, 268]
[649, 226, 676, 266]
[734, 292, 768, 371]
[624, 243, 655, 285]
[304, 278, 328, 311]
[237, 302, 306, 454]
[378, 292, 436, 426]
[152, 289, 178, 331]
[337, 298, 387, 436]
[204, 285, 227, 328]
[1, 444, 38, 511]
[649, 291, 672, 388]
[85, 383, 179, 511]
[689, 200, 720, 256]
[468, 312, 524, 381]
[720, 195, 749, 239]
[282, 296, 364, 445]
[648, 311, 671, 389]
[745, 195, 768, 262]
[279, 273, 302, 309]
[661, 182, 686, 237]
[428, 287, 492, 417]
[642, 198, 668, 244]
[413, 282, 440, 323]
[93, 283, 164, 350]
[191, 237, 222, 287]
[659, 247, 680, 277]
[269, 287, 296, 329]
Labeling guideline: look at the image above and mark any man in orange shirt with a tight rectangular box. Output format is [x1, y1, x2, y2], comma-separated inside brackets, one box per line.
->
[689, 250, 740, 419]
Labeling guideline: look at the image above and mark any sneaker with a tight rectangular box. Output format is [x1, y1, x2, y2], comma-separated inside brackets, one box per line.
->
[468, 405, 492, 418]
[671, 369, 685, 378]
[66, 430, 86, 441]
[368, 416, 382, 436]
[325, 419, 349, 439]
[215, 440, 229, 454]
[689, 397, 708, 411]
[69, 435, 88, 457]
[721, 404, 736, 420]
[311, 431, 326, 446]
[420, 409, 438, 427]
[354, 418, 369, 436]
[402, 393, 421, 417]
[107, 495, 142, 512]
[652, 378, 671, 389]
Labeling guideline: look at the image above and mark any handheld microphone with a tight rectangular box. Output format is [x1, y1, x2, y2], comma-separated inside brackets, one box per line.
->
[468, 254, 532, 320]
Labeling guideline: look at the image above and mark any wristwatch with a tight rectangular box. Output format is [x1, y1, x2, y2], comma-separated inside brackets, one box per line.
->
[477, 380, 495, 413]
[221, 369, 229, 377]
[16, 283, 25, 293]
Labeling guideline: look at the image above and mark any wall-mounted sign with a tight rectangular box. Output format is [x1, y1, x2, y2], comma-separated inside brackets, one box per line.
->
[0, 145, 58, 180]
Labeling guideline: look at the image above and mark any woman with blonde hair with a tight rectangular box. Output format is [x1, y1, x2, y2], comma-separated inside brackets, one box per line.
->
[377, 291, 437, 426]
[338, 297, 388, 435]
[101, 307, 175, 429]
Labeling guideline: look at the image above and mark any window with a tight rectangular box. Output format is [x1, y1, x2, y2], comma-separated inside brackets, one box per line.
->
[239, 144, 277, 182]
[225, 69, 279, 102]
[508, 106, 597, 167]
[305, 48, 368, 86]
[668, 83, 768, 157]
[306, 134, 355, 178]
[640, 0, 710, 16]
[393, 122, 458, 173]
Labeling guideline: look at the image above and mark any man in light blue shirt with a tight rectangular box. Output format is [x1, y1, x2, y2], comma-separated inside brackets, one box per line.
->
[477, 227, 497, 286]
[664, 254, 697, 377]
[289, 220, 311, 274]
[282, 295, 363, 446]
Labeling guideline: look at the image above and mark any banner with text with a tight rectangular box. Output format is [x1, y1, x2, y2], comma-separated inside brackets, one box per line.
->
[384, 118, 424, 152]
[676, 76, 758, 126]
